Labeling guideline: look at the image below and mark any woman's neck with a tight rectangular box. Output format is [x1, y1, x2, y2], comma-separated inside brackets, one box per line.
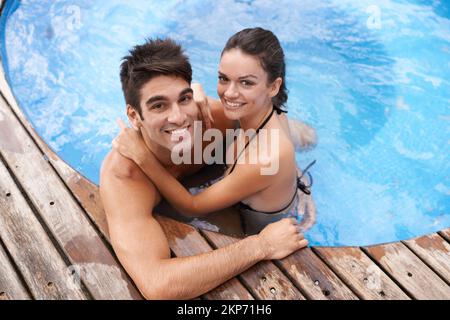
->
[239, 102, 274, 131]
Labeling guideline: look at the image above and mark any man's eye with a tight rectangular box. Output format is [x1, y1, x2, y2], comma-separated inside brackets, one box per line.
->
[180, 95, 192, 104]
[151, 103, 164, 110]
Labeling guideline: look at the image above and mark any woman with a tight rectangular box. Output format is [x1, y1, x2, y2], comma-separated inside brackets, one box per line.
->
[114, 27, 315, 234]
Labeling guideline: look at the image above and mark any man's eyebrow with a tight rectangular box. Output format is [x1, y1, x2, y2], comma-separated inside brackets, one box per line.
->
[179, 88, 193, 97]
[145, 88, 193, 106]
[145, 95, 168, 106]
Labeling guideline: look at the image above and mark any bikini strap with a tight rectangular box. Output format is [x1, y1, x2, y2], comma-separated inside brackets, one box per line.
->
[297, 159, 317, 195]
[228, 107, 276, 174]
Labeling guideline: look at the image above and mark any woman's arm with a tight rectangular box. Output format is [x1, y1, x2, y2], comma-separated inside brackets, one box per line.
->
[112, 121, 273, 215]
[139, 151, 272, 215]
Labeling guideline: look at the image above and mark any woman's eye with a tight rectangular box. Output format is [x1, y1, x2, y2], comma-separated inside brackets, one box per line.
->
[241, 80, 253, 86]
[218, 75, 228, 82]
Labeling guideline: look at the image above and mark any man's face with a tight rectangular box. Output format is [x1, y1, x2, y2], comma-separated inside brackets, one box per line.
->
[133, 75, 200, 152]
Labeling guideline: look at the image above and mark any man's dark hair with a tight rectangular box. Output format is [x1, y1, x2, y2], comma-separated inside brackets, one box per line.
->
[120, 38, 192, 118]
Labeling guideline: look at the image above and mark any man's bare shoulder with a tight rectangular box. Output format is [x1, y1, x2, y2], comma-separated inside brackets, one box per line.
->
[100, 149, 162, 217]
[101, 149, 141, 179]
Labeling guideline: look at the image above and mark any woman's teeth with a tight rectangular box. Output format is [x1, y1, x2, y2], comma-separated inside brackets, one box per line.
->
[225, 100, 245, 108]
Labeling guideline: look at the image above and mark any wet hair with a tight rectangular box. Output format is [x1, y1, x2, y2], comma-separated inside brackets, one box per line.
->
[221, 27, 288, 110]
[120, 38, 192, 118]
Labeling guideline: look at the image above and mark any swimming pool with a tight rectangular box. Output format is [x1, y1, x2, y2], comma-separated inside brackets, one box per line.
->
[1, 0, 449, 246]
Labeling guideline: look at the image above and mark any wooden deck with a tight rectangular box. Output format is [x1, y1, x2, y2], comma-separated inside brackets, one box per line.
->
[1, 6, 449, 299]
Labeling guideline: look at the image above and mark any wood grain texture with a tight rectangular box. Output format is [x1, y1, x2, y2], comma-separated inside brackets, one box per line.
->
[438, 228, 450, 243]
[0, 159, 87, 299]
[202, 230, 306, 300]
[364, 242, 450, 299]
[277, 248, 359, 300]
[0, 240, 31, 300]
[315, 247, 410, 300]
[403, 234, 450, 285]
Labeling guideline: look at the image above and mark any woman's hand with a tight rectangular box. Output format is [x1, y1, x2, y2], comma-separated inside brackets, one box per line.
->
[112, 119, 152, 166]
[192, 82, 214, 130]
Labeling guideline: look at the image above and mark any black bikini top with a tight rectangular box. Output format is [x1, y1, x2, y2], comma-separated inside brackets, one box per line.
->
[228, 105, 286, 175]
[226, 105, 316, 214]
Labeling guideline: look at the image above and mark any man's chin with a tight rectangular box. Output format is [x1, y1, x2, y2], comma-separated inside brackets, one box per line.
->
[168, 140, 194, 156]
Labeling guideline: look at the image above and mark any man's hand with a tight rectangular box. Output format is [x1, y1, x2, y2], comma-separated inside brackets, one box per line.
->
[257, 218, 308, 260]
[112, 119, 154, 165]
[192, 83, 214, 130]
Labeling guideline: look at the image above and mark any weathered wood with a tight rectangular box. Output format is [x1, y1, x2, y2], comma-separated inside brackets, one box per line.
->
[0, 159, 87, 299]
[364, 242, 450, 299]
[403, 234, 450, 285]
[0, 241, 31, 300]
[314, 247, 410, 300]
[0, 95, 142, 299]
[201, 230, 306, 300]
[277, 248, 359, 300]
[156, 216, 254, 300]
[438, 228, 450, 243]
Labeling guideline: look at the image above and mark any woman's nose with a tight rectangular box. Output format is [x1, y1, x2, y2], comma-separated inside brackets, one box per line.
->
[224, 83, 240, 99]
[167, 103, 187, 124]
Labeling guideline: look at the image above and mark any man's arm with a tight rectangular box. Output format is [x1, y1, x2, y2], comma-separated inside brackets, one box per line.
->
[100, 151, 306, 300]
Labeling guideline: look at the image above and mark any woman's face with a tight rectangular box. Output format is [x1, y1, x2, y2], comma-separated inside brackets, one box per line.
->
[217, 48, 277, 120]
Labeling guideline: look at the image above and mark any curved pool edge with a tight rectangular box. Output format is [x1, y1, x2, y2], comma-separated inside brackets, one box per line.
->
[1, 0, 449, 300]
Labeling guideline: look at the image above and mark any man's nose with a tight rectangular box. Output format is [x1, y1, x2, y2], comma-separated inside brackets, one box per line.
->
[167, 103, 187, 124]
[224, 82, 240, 99]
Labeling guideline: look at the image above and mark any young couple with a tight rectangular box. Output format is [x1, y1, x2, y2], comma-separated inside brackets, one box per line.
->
[100, 27, 316, 299]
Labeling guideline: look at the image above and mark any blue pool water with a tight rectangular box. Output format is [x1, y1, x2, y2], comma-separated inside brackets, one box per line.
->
[1, 0, 449, 246]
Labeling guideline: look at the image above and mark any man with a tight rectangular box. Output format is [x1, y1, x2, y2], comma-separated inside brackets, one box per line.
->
[100, 38, 311, 299]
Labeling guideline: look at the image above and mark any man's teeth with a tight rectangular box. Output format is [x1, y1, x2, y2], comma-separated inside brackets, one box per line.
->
[171, 127, 187, 134]
[167, 126, 189, 134]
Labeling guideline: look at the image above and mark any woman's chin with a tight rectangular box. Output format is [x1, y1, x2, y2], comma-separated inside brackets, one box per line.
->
[223, 106, 246, 120]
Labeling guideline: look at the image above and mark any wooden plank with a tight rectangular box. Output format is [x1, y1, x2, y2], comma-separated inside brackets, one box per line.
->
[156, 216, 254, 300]
[315, 247, 410, 300]
[277, 248, 359, 300]
[364, 242, 450, 299]
[438, 228, 450, 243]
[0, 95, 142, 299]
[201, 230, 306, 300]
[403, 233, 450, 284]
[0, 159, 87, 299]
[0, 240, 31, 300]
